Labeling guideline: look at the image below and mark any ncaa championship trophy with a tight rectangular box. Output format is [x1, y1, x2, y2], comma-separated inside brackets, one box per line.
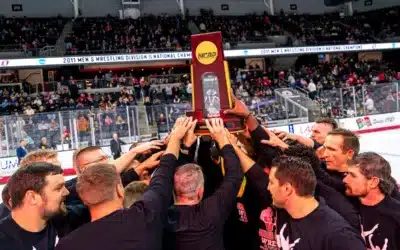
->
[186, 32, 245, 134]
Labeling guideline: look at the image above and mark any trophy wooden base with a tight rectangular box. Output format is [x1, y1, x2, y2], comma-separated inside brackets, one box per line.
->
[186, 110, 246, 135]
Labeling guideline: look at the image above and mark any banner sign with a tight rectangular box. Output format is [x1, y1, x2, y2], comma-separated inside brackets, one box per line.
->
[0, 42, 398, 68]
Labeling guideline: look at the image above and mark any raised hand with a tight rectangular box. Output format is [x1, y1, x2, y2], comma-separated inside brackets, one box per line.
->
[170, 117, 194, 141]
[165, 117, 194, 158]
[223, 95, 250, 118]
[205, 118, 229, 148]
[131, 140, 164, 154]
[139, 151, 165, 170]
[272, 129, 296, 141]
[183, 118, 198, 148]
[260, 127, 289, 150]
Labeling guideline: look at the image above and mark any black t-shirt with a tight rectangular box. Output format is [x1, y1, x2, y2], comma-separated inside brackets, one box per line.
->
[223, 179, 262, 250]
[0, 216, 59, 250]
[0, 202, 10, 220]
[315, 181, 360, 231]
[165, 145, 243, 250]
[0, 204, 89, 250]
[359, 196, 400, 250]
[245, 165, 366, 250]
[55, 154, 177, 250]
[242, 125, 282, 250]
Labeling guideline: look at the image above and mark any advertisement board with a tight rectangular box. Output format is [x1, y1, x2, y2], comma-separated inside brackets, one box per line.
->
[0, 42, 398, 68]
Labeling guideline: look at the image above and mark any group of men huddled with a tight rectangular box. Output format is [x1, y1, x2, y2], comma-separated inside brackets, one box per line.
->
[0, 95, 399, 250]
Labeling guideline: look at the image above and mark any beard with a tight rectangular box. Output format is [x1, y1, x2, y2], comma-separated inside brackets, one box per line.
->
[40, 201, 67, 220]
[345, 186, 367, 197]
[59, 201, 68, 216]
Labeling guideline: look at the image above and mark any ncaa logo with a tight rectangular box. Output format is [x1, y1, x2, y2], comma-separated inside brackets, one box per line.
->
[38, 58, 46, 65]
[196, 41, 218, 65]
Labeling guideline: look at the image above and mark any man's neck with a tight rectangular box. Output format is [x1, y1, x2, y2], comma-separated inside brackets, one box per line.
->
[285, 196, 319, 219]
[360, 190, 385, 206]
[11, 208, 47, 232]
[174, 197, 200, 206]
[336, 163, 348, 173]
[90, 201, 122, 222]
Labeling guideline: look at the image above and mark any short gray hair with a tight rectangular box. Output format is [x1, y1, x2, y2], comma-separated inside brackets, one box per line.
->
[349, 152, 394, 195]
[174, 164, 204, 199]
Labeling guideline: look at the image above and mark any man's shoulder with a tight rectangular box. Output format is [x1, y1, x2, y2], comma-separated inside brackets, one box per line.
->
[0, 203, 11, 220]
[0, 214, 13, 229]
[0, 217, 20, 250]
[55, 222, 91, 249]
[315, 204, 356, 231]
[0, 232, 19, 250]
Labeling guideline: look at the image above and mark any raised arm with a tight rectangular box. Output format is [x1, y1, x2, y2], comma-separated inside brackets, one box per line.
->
[134, 117, 195, 216]
[201, 119, 244, 222]
[223, 95, 280, 164]
[110, 140, 164, 174]
[227, 132, 273, 206]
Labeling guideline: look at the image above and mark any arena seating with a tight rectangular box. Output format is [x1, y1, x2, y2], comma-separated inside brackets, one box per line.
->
[0, 17, 68, 55]
[66, 15, 191, 55]
[191, 13, 283, 42]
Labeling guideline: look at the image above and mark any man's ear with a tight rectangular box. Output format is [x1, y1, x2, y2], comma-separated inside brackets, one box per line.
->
[346, 149, 355, 160]
[116, 183, 124, 199]
[197, 187, 204, 201]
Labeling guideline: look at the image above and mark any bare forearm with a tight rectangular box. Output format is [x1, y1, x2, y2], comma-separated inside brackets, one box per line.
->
[165, 136, 181, 159]
[110, 151, 137, 173]
[294, 135, 315, 148]
[232, 144, 256, 173]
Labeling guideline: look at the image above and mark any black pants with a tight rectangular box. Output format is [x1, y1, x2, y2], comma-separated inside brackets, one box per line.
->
[113, 152, 121, 159]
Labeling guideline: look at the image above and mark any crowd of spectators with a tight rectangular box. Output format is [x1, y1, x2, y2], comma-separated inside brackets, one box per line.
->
[341, 6, 400, 41]
[191, 11, 283, 44]
[63, 6, 400, 54]
[281, 56, 400, 117]
[276, 6, 400, 46]
[278, 12, 376, 46]
[0, 17, 67, 55]
[0, 56, 399, 154]
[0, 7, 399, 56]
[65, 15, 191, 55]
[65, 12, 285, 55]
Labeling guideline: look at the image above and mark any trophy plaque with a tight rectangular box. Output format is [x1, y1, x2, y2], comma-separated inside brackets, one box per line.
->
[186, 32, 245, 134]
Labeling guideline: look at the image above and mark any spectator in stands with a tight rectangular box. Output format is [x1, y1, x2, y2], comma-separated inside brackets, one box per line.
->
[77, 116, 89, 137]
[308, 80, 317, 100]
[39, 137, 51, 150]
[364, 94, 375, 114]
[16, 139, 28, 163]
